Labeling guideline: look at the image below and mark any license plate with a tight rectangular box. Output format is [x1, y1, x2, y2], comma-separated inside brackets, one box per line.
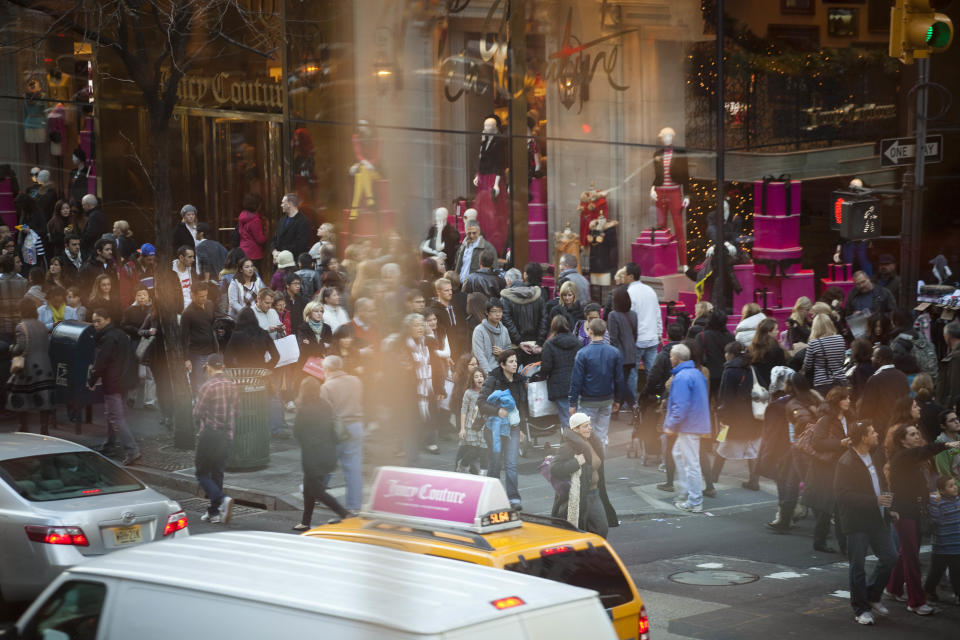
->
[112, 525, 142, 545]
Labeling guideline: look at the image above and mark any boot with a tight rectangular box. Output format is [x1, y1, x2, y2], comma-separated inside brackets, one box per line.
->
[767, 501, 794, 533]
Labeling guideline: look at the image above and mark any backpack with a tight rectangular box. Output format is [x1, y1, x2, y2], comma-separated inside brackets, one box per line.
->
[899, 332, 938, 380]
[538, 455, 571, 497]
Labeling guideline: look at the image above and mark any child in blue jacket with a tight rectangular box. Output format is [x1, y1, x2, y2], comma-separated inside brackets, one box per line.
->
[485, 389, 518, 453]
[924, 475, 960, 604]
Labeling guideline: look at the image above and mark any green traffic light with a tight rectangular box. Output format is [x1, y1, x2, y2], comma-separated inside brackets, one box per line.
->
[926, 22, 952, 47]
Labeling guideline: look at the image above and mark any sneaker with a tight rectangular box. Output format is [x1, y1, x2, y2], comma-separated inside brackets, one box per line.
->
[200, 512, 212, 522]
[656, 483, 675, 492]
[870, 601, 889, 616]
[675, 501, 703, 513]
[883, 590, 907, 602]
[657, 462, 667, 472]
[208, 513, 223, 524]
[220, 496, 235, 524]
[426, 444, 439, 454]
[510, 502, 523, 512]
[854, 611, 875, 625]
[120, 450, 142, 466]
[907, 604, 935, 616]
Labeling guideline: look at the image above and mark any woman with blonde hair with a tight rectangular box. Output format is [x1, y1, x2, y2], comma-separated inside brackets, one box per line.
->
[802, 313, 847, 394]
[786, 296, 812, 347]
[687, 300, 713, 338]
[547, 280, 585, 329]
[735, 302, 765, 347]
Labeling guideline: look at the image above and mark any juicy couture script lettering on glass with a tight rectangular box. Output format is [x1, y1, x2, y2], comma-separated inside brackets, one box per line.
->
[384, 479, 468, 504]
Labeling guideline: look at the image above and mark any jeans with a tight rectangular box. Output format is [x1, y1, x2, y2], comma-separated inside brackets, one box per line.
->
[554, 399, 571, 427]
[188, 352, 213, 397]
[841, 240, 873, 278]
[584, 489, 609, 538]
[625, 365, 638, 406]
[775, 450, 803, 505]
[636, 345, 658, 376]
[578, 402, 613, 447]
[664, 433, 714, 490]
[195, 429, 232, 517]
[673, 433, 703, 506]
[924, 553, 960, 598]
[846, 523, 898, 615]
[103, 393, 138, 453]
[326, 422, 364, 511]
[486, 427, 521, 504]
[887, 518, 926, 607]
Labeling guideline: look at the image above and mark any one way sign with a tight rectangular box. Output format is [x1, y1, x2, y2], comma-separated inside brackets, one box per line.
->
[880, 135, 943, 166]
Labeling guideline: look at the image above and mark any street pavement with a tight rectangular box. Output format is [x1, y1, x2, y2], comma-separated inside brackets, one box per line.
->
[4, 406, 960, 637]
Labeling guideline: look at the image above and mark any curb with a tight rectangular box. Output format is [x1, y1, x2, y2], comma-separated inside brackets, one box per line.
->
[127, 465, 301, 511]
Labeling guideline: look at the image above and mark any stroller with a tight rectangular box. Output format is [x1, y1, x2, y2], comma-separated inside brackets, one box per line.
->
[518, 362, 564, 457]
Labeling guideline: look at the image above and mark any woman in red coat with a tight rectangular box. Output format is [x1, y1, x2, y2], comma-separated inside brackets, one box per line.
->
[236, 193, 267, 261]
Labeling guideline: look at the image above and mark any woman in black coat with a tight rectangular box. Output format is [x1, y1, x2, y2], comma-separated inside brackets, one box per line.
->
[715, 341, 763, 489]
[478, 349, 527, 509]
[698, 310, 734, 396]
[546, 281, 585, 329]
[225, 307, 279, 369]
[803, 385, 854, 554]
[295, 300, 331, 366]
[291, 378, 350, 530]
[539, 315, 580, 427]
[549, 415, 618, 537]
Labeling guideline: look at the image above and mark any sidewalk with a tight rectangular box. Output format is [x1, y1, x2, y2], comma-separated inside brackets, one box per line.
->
[0, 405, 777, 520]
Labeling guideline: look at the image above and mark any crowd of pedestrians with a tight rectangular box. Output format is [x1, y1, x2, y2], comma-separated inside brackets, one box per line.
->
[4, 165, 960, 623]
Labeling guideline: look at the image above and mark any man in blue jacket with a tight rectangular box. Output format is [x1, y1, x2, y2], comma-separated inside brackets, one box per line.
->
[569, 318, 627, 447]
[663, 343, 710, 513]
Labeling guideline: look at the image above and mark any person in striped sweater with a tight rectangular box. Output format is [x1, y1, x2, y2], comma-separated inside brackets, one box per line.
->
[924, 476, 960, 604]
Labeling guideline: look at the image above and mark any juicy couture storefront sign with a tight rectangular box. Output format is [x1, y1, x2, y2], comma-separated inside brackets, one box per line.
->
[159, 70, 283, 111]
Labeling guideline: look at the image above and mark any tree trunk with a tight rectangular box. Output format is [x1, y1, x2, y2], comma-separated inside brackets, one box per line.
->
[149, 111, 195, 450]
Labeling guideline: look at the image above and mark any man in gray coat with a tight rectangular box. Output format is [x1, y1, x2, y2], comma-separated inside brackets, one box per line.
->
[472, 298, 512, 374]
[555, 254, 590, 304]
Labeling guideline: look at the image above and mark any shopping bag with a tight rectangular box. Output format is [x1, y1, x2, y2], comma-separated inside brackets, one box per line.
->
[302, 357, 325, 380]
[526, 379, 552, 418]
[273, 334, 301, 367]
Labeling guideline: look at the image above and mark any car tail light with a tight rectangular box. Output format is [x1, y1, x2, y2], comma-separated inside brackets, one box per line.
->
[25, 525, 90, 546]
[491, 596, 525, 610]
[540, 545, 574, 557]
[638, 605, 650, 640]
[163, 511, 188, 537]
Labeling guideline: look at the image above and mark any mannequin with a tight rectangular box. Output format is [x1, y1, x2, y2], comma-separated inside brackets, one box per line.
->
[420, 206, 461, 272]
[23, 76, 47, 145]
[47, 103, 66, 157]
[650, 127, 690, 267]
[68, 148, 91, 206]
[588, 213, 619, 286]
[473, 115, 508, 255]
[833, 177, 872, 276]
[527, 115, 542, 179]
[554, 222, 580, 272]
[349, 119, 381, 218]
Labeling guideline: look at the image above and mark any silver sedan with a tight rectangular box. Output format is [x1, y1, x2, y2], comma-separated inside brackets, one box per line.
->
[0, 433, 189, 603]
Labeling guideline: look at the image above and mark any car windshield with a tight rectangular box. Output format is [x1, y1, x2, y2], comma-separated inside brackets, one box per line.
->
[0, 452, 144, 502]
[505, 546, 634, 609]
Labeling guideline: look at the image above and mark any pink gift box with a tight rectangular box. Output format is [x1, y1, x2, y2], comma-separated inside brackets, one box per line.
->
[637, 228, 675, 244]
[528, 204, 548, 223]
[530, 177, 546, 204]
[529, 238, 549, 264]
[732, 263, 757, 311]
[753, 215, 800, 250]
[632, 239, 678, 277]
[528, 220, 548, 240]
[820, 277, 856, 299]
[753, 246, 803, 276]
[542, 274, 555, 297]
[754, 179, 802, 216]
[678, 290, 698, 311]
[660, 302, 688, 338]
[827, 263, 853, 281]
[780, 270, 816, 306]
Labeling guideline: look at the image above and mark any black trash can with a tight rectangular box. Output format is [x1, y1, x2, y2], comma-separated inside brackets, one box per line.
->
[225, 368, 270, 470]
[49, 320, 101, 412]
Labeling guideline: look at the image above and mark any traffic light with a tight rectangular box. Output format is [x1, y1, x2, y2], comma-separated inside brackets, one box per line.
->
[890, 0, 954, 63]
[831, 191, 881, 240]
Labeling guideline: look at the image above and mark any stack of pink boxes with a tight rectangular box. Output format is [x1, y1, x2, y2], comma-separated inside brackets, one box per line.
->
[528, 178, 549, 263]
[730, 177, 815, 327]
[820, 262, 856, 298]
[631, 228, 678, 277]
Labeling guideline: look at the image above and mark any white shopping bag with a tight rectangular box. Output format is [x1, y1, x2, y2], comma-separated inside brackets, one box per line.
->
[273, 334, 301, 368]
[527, 379, 552, 418]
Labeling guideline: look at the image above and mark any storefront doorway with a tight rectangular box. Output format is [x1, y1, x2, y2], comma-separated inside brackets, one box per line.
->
[175, 109, 284, 247]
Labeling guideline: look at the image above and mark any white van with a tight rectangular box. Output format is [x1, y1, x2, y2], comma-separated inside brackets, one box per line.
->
[1, 531, 618, 640]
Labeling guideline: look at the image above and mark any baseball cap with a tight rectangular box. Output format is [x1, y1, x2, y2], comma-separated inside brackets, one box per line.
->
[878, 253, 895, 265]
[205, 353, 225, 369]
[139, 243, 157, 256]
[569, 412, 591, 429]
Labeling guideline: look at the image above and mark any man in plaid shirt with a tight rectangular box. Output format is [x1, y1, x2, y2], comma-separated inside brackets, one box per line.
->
[193, 354, 239, 523]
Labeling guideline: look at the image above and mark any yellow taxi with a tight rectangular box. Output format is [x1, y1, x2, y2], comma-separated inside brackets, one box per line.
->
[303, 466, 649, 640]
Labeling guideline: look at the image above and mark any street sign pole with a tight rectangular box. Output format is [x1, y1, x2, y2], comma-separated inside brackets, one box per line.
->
[900, 58, 929, 309]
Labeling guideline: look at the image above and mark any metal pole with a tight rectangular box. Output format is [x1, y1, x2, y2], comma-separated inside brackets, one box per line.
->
[904, 59, 928, 309]
[711, 0, 727, 309]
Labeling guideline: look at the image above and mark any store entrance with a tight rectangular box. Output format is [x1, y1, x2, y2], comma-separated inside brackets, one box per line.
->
[176, 110, 284, 248]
